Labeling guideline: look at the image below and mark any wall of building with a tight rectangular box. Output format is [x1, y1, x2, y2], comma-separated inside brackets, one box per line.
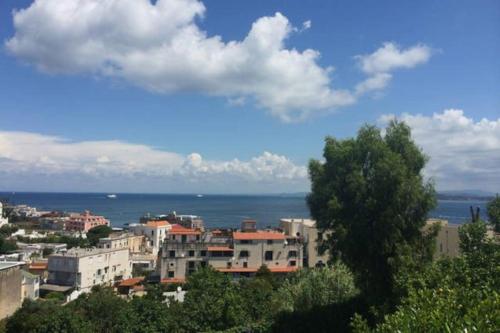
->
[0, 265, 22, 320]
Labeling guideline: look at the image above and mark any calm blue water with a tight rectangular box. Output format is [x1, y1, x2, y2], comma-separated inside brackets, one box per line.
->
[0, 192, 488, 228]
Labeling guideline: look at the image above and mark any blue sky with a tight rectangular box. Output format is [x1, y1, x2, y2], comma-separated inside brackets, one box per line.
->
[0, 0, 499, 193]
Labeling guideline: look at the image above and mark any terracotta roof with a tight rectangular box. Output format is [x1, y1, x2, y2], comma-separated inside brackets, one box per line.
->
[29, 262, 48, 270]
[160, 278, 186, 284]
[233, 231, 285, 240]
[216, 267, 258, 273]
[146, 220, 169, 227]
[207, 246, 233, 252]
[269, 266, 299, 273]
[169, 224, 200, 235]
[119, 277, 144, 287]
[217, 266, 299, 273]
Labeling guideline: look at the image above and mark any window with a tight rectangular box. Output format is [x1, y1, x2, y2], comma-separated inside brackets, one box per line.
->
[239, 250, 249, 258]
[267, 240, 273, 245]
[168, 271, 174, 278]
[265, 251, 273, 261]
[290, 260, 297, 266]
[188, 250, 195, 257]
[243, 262, 248, 268]
[188, 261, 195, 268]
[240, 240, 252, 244]
[196, 235, 200, 241]
[227, 262, 232, 268]
[172, 235, 176, 240]
[200, 261, 207, 267]
[181, 235, 187, 243]
[288, 250, 297, 258]
[169, 250, 176, 257]
[200, 250, 207, 257]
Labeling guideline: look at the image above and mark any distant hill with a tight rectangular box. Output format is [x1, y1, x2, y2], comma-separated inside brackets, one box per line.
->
[437, 190, 496, 201]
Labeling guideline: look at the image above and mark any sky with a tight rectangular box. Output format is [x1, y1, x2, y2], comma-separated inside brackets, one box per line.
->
[0, 0, 499, 194]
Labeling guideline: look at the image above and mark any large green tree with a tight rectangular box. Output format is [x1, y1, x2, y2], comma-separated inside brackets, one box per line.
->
[486, 194, 500, 232]
[307, 121, 437, 309]
[86, 225, 113, 246]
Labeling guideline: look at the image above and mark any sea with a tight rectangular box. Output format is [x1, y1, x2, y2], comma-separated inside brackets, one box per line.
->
[0, 192, 488, 229]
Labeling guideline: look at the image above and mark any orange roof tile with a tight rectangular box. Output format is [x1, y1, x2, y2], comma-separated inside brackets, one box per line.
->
[169, 224, 200, 235]
[146, 220, 169, 227]
[233, 231, 285, 240]
[216, 267, 258, 273]
[119, 277, 144, 287]
[269, 266, 300, 273]
[29, 262, 48, 270]
[160, 278, 186, 284]
[207, 246, 233, 252]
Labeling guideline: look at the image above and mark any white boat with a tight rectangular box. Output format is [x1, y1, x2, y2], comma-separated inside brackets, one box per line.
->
[196, 194, 204, 198]
[107, 194, 117, 199]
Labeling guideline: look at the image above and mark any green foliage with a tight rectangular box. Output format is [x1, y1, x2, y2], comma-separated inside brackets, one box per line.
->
[6, 300, 92, 333]
[307, 121, 437, 309]
[0, 225, 18, 237]
[361, 220, 500, 332]
[487, 194, 500, 232]
[274, 264, 358, 314]
[0, 236, 17, 254]
[180, 267, 248, 332]
[44, 291, 65, 302]
[86, 225, 113, 246]
[17, 234, 88, 249]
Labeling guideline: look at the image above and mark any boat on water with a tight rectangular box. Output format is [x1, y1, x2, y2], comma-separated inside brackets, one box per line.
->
[196, 194, 204, 198]
[107, 194, 117, 199]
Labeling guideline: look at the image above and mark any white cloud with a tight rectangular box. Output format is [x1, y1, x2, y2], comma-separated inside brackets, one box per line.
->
[354, 42, 432, 95]
[0, 130, 307, 192]
[6, 0, 431, 122]
[356, 42, 432, 75]
[379, 110, 500, 192]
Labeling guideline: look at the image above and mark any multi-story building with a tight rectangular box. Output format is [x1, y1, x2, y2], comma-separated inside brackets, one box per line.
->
[0, 202, 9, 227]
[159, 221, 302, 280]
[47, 247, 131, 293]
[0, 262, 24, 319]
[280, 218, 330, 267]
[129, 220, 171, 255]
[426, 219, 461, 259]
[65, 211, 110, 232]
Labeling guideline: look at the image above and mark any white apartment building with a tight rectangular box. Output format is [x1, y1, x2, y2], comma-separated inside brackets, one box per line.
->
[280, 218, 330, 267]
[21, 270, 39, 301]
[47, 247, 131, 293]
[129, 221, 171, 255]
[0, 202, 9, 227]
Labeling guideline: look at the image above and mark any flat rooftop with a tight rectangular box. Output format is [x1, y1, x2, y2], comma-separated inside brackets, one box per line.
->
[49, 246, 128, 258]
[0, 261, 25, 271]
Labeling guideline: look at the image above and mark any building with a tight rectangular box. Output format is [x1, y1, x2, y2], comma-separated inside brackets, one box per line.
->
[0, 262, 24, 319]
[0, 202, 9, 227]
[21, 270, 39, 300]
[159, 222, 302, 280]
[426, 219, 461, 259]
[47, 247, 131, 293]
[280, 218, 330, 267]
[65, 210, 110, 232]
[129, 221, 171, 255]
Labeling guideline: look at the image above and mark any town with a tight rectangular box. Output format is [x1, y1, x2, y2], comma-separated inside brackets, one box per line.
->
[0, 200, 469, 320]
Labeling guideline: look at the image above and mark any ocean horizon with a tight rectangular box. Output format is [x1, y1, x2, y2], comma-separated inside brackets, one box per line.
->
[0, 191, 489, 229]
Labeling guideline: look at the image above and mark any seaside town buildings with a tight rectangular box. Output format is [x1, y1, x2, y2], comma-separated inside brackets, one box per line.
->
[129, 220, 171, 254]
[65, 210, 110, 232]
[45, 247, 131, 296]
[159, 220, 303, 280]
[0, 262, 24, 320]
[0, 202, 9, 227]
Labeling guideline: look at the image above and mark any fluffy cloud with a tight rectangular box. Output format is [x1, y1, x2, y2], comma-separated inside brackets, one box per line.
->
[6, 0, 430, 121]
[379, 110, 500, 192]
[0, 131, 307, 192]
[354, 43, 432, 95]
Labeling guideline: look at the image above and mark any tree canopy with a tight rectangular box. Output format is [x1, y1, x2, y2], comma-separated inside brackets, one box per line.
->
[307, 120, 437, 309]
[86, 225, 113, 246]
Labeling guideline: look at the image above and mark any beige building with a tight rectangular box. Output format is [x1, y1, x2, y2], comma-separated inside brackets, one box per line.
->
[47, 247, 131, 293]
[426, 219, 461, 259]
[280, 218, 330, 267]
[98, 232, 146, 253]
[21, 270, 39, 301]
[159, 222, 302, 280]
[0, 262, 24, 320]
